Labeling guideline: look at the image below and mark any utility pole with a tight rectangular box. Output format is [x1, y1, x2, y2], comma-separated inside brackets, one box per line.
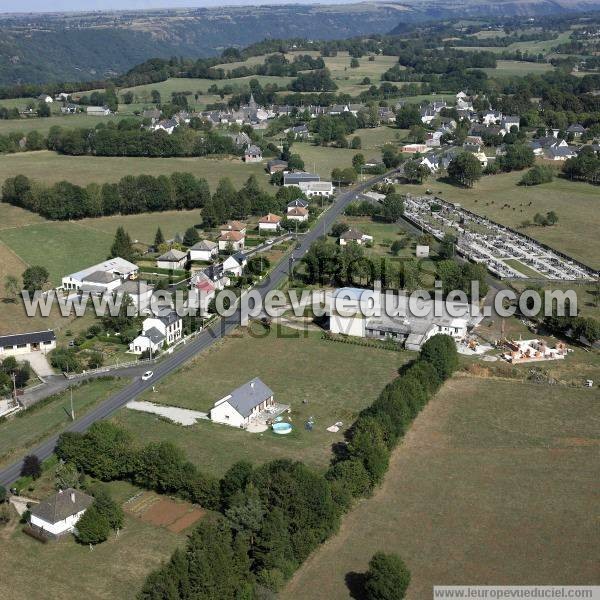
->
[11, 372, 17, 405]
[70, 386, 75, 421]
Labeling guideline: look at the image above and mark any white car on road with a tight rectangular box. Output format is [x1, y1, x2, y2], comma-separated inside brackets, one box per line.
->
[141, 371, 154, 381]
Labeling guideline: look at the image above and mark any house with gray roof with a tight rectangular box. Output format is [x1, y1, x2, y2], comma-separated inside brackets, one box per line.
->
[156, 249, 187, 270]
[129, 309, 182, 355]
[29, 488, 94, 537]
[0, 330, 56, 357]
[210, 377, 275, 428]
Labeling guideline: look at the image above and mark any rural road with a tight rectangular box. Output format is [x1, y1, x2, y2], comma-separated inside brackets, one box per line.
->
[0, 170, 396, 488]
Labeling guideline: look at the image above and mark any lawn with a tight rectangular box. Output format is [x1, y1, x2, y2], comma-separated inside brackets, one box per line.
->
[80, 209, 201, 245]
[110, 323, 408, 477]
[0, 221, 112, 286]
[399, 171, 600, 269]
[0, 480, 186, 600]
[295, 143, 358, 178]
[0, 150, 271, 190]
[283, 377, 600, 599]
[0, 377, 126, 469]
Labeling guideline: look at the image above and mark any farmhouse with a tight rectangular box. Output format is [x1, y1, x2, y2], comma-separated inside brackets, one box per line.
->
[401, 144, 428, 154]
[129, 310, 182, 354]
[29, 489, 93, 538]
[286, 207, 309, 222]
[152, 119, 178, 134]
[156, 249, 187, 270]
[0, 330, 56, 357]
[188, 240, 218, 262]
[210, 377, 275, 428]
[220, 221, 247, 236]
[62, 257, 138, 292]
[339, 229, 373, 246]
[298, 180, 334, 198]
[244, 144, 263, 163]
[219, 230, 245, 252]
[86, 106, 111, 116]
[287, 198, 309, 211]
[222, 252, 247, 277]
[258, 213, 282, 232]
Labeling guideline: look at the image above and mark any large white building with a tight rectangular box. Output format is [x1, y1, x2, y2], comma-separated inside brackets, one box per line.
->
[298, 181, 334, 198]
[62, 258, 138, 292]
[29, 488, 93, 537]
[327, 288, 481, 350]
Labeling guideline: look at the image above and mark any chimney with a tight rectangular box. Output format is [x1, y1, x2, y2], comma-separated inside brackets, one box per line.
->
[71, 491, 76, 503]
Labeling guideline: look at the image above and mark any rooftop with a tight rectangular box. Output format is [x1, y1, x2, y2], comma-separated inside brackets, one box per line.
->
[216, 377, 274, 418]
[30, 488, 93, 525]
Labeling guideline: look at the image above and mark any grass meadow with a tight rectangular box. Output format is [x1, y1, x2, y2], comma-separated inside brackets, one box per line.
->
[0, 479, 186, 600]
[0, 150, 271, 190]
[110, 323, 409, 477]
[283, 377, 600, 600]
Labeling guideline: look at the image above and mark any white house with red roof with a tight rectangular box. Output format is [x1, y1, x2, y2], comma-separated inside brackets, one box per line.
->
[258, 213, 282, 232]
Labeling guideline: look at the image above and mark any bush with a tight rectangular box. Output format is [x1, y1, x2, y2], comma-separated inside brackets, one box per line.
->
[75, 505, 110, 544]
[21, 455, 42, 480]
[419, 334, 459, 380]
[364, 552, 411, 600]
[519, 165, 554, 186]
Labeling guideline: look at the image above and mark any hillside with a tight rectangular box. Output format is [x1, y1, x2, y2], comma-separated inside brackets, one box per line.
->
[2, 0, 600, 86]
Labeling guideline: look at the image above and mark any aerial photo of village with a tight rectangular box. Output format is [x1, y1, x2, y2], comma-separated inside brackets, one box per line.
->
[0, 1, 598, 599]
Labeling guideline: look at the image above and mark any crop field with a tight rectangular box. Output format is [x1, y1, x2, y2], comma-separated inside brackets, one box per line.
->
[284, 377, 600, 600]
[0, 480, 186, 600]
[399, 171, 600, 269]
[110, 323, 408, 477]
[0, 150, 271, 190]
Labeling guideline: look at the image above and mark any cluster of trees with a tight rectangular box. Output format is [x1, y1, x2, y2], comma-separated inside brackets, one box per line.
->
[2, 172, 210, 220]
[202, 177, 307, 228]
[532, 211, 559, 227]
[562, 148, 600, 184]
[0, 356, 30, 395]
[0, 130, 47, 155]
[447, 152, 483, 188]
[544, 312, 600, 345]
[519, 164, 554, 186]
[289, 69, 338, 92]
[491, 144, 535, 173]
[435, 260, 489, 298]
[55, 422, 220, 507]
[76, 486, 124, 545]
[136, 334, 456, 597]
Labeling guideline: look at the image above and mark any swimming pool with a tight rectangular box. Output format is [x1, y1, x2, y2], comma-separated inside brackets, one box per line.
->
[272, 422, 293, 434]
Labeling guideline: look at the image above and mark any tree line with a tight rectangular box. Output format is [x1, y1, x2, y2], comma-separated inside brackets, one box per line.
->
[52, 329, 457, 597]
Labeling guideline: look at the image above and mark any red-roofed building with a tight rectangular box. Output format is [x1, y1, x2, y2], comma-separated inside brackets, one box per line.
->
[218, 230, 245, 251]
[258, 213, 282, 232]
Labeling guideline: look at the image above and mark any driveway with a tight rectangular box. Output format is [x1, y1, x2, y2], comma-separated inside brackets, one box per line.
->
[17, 352, 54, 379]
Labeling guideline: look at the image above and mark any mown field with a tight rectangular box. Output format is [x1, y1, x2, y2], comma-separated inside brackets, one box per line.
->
[110, 323, 409, 477]
[0, 150, 271, 190]
[399, 171, 600, 269]
[284, 377, 600, 600]
[0, 479, 186, 600]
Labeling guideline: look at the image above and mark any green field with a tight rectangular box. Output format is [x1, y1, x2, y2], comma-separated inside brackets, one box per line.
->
[0, 113, 128, 136]
[0, 378, 126, 469]
[399, 171, 600, 269]
[284, 377, 600, 599]
[0, 480, 185, 600]
[478, 60, 554, 77]
[0, 150, 271, 190]
[81, 209, 201, 245]
[0, 220, 112, 285]
[110, 323, 408, 477]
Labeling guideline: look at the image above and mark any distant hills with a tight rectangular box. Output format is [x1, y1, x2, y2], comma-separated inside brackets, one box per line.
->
[1, 1, 600, 86]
